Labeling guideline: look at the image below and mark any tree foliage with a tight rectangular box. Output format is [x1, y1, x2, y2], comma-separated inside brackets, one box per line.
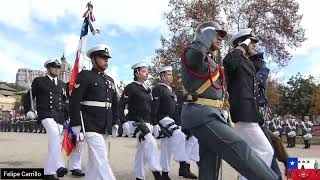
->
[275, 73, 318, 117]
[116, 80, 127, 99]
[150, 0, 305, 88]
[265, 79, 280, 112]
[310, 86, 320, 115]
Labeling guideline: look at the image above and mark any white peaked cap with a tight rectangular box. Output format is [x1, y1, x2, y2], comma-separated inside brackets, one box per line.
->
[158, 66, 172, 73]
[44, 58, 60, 68]
[86, 44, 111, 58]
[131, 62, 148, 69]
[230, 28, 258, 45]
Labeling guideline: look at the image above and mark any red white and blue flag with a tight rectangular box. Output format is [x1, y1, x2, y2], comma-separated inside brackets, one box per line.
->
[287, 157, 320, 179]
[63, 2, 99, 156]
[62, 122, 76, 156]
[68, 2, 100, 94]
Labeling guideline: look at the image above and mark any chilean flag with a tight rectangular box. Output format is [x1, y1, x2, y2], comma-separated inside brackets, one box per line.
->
[68, 9, 99, 94]
[287, 157, 320, 180]
[62, 122, 76, 156]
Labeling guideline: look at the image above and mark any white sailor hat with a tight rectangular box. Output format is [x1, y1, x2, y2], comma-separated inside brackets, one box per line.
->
[44, 58, 61, 68]
[230, 28, 259, 47]
[131, 62, 148, 70]
[158, 66, 172, 73]
[86, 44, 111, 58]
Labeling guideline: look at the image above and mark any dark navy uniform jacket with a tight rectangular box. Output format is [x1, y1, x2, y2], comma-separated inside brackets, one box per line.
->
[119, 82, 152, 124]
[23, 75, 67, 125]
[69, 68, 119, 134]
[223, 47, 263, 124]
[151, 83, 177, 124]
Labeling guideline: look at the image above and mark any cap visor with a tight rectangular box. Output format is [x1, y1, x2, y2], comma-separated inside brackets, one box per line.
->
[95, 53, 111, 58]
[250, 37, 259, 43]
[217, 30, 227, 38]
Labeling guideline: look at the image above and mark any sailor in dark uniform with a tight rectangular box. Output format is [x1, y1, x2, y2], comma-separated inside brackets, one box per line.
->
[119, 62, 162, 180]
[224, 29, 276, 180]
[181, 21, 278, 180]
[301, 116, 313, 149]
[23, 58, 68, 180]
[151, 66, 197, 180]
[69, 44, 119, 180]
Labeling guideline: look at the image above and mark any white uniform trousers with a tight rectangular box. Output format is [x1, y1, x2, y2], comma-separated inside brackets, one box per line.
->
[85, 132, 115, 180]
[122, 121, 160, 179]
[234, 122, 274, 180]
[41, 118, 65, 175]
[68, 142, 84, 170]
[185, 136, 200, 164]
[158, 117, 188, 172]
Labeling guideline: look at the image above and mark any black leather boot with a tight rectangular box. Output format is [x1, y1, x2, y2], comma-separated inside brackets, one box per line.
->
[162, 171, 171, 180]
[179, 161, 197, 179]
[152, 171, 162, 180]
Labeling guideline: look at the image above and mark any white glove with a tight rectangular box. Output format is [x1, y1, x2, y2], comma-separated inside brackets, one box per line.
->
[153, 125, 161, 138]
[240, 38, 251, 46]
[26, 111, 37, 120]
[122, 122, 130, 136]
[71, 126, 84, 143]
[71, 126, 81, 135]
[112, 125, 119, 137]
[77, 132, 85, 142]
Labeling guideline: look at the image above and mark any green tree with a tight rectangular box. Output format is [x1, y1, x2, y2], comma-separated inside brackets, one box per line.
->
[285, 73, 317, 118]
[275, 84, 290, 116]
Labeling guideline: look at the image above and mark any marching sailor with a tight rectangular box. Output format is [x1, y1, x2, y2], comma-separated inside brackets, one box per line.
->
[151, 66, 197, 180]
[23, 58, 68, 180]
[224, 28, 275, 180]
[69, 44, 119, 180]
[119, 62, 162, 180]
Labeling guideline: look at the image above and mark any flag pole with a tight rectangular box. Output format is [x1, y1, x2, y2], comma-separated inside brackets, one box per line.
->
[26, 69, 35, 112]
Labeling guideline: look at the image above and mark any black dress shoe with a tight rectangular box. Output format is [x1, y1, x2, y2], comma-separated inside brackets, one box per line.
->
[70, 169, 85, 177]
[162, 171, 171, 180]
[179, 162, 197, 179]
[44, 175, 60, 180]
[152, 171, 162, 180]
[56, 167, 68, 177]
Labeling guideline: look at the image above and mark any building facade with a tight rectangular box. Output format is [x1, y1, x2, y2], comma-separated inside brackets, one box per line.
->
[59, 54, 72, 83]
[16, 69, 46, 88]
[16, 54, 72, 88]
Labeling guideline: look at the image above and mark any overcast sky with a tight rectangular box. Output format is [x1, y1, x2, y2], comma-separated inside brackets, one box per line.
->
[0, 0, 319, 86]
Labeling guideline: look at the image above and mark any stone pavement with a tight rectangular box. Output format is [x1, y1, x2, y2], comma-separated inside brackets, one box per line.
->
[1, 132, 319, 180]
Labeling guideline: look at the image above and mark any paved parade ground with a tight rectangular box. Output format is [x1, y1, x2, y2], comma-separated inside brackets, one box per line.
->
[1, 132, 320, 180]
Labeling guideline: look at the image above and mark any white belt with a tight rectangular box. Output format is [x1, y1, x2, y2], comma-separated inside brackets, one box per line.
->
[80, 101, 112, 108]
